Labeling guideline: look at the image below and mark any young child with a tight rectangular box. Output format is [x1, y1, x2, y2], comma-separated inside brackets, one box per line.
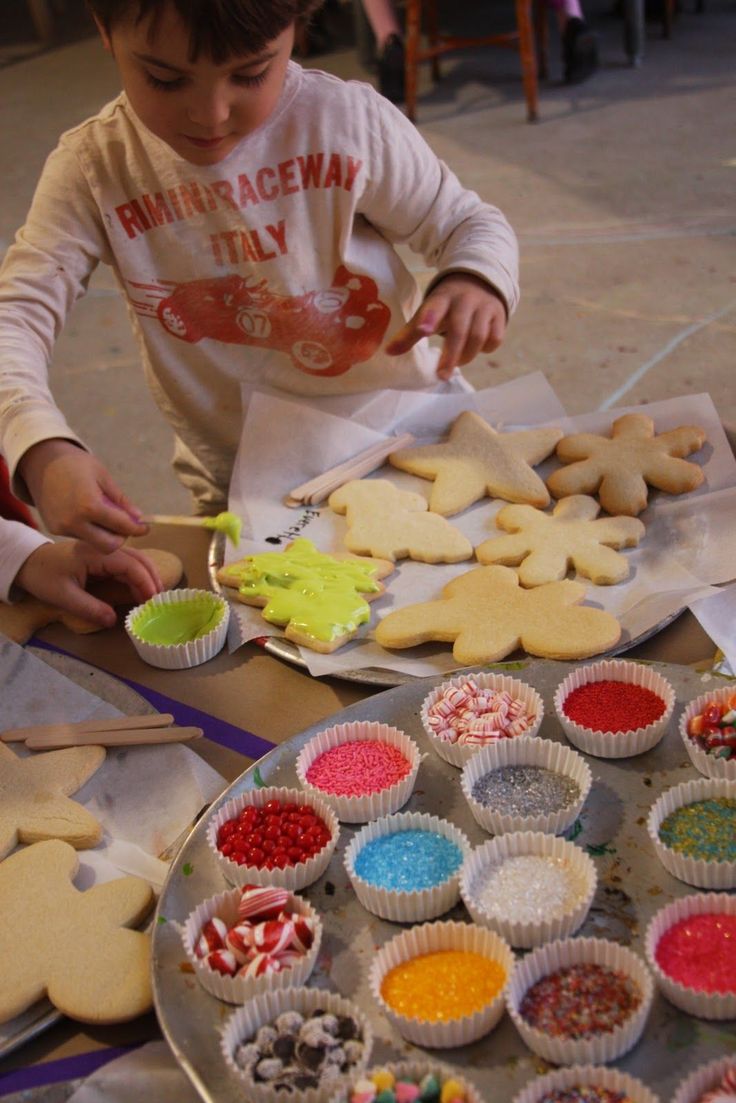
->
[0, 518, 162, 627]
[0, 0, 519, 553]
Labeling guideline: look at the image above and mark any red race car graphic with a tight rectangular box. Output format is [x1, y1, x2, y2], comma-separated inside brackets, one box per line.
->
[128, 266, 390, 377]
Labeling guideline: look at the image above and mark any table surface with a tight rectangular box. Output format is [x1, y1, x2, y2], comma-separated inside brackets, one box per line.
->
[0, 523, 724, 1087]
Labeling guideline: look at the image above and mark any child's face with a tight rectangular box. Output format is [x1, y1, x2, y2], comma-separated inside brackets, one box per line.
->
[98, 4, 294, 165]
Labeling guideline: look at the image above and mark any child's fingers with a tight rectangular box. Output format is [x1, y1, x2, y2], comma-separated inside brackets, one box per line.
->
[120, 547, 164, 594]
[56, 581, 117, 628]
[482, 311, 507, 353]
[385, 302, 444, 355]
[101, 547, 163, 602]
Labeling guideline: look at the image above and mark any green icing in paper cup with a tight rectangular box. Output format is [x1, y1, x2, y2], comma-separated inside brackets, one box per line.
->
[131, 595, 224, 645]
[126, 588, 230, 669]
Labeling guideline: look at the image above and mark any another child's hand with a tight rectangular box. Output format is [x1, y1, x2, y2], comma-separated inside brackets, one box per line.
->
[19, 439, 148, 553]
[385, 273, 507, 380]
[16, 541, 163, 628]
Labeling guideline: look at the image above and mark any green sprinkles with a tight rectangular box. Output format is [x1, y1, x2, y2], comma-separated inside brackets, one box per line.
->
[658, 798, 736, 862]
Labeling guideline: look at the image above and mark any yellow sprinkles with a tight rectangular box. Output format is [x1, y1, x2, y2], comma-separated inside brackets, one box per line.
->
[380, 949, 506, 1022]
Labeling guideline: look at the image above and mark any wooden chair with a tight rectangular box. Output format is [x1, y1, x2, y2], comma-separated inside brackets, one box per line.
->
[404, 0, 540, 123]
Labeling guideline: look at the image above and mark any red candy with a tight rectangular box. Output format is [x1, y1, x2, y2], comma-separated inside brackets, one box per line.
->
[687, 693, 736, 760]
[290, 914, 315, 953]
[238, 884, 291, 922]
[205, 949, 239, 976]
[251, 918, 295, 955]
[225, 923, 255, 963]
[217, 800, 332, 869]
[238, 951, 282, 979]
[194, 916, 228, 958]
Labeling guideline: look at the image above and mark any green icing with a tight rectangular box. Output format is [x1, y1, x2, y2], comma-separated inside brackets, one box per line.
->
[202, 511, 242, 547]
[232, 537, 379, 643]
[133, 596, 223, 645]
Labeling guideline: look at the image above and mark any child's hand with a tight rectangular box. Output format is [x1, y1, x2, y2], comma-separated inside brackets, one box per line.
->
[15, 542, 163, 628]
[385, 273, 507, 380]
[19, 440, 148, 553]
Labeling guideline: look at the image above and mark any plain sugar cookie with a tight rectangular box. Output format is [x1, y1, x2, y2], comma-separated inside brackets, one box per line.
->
[375, 564, 621, 664]
[475, 495, 645, 586]
[546, 413, 706, 516]
[328, 478, 474, 563]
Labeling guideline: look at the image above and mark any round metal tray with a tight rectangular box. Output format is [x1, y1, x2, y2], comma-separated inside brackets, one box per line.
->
[152, 658, 736, 1103]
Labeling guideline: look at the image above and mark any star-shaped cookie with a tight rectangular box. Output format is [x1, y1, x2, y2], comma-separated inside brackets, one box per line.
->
[0, 839, 153, 1024]
[329, 478, 473, 563]
[375, 564, 621, 663]
[389, 411, 563, 516]
[0, 743, 106, 861]
[476, 496, 646, 586]
[546, 413, 706, 516]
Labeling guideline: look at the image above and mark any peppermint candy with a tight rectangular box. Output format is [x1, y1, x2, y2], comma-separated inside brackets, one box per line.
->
[238, 884, 291, 922]
[194, 916, 228, 958]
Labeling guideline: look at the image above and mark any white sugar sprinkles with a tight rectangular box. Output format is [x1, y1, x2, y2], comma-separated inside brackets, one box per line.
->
[472, 854, 589, 924]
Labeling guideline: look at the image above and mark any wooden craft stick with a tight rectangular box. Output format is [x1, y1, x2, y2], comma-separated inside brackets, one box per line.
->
[24, 726, 203, 751]
[140, 514, 204, 527]
[2, 713, 175, 743]
[285, 433, 416, 508]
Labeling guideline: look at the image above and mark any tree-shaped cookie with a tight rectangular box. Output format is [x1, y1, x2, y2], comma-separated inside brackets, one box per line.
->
[475, 496, 645, 586]
[547, 413, 706, 516]
[388, 411, 563, 516]
[328, 478, 473, 563]
[0, 839, 153, 1024]
[375, 564, 621, 663]
[0, 743, 106, 860]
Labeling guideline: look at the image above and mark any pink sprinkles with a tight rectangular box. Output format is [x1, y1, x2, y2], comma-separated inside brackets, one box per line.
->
[305, 740, 411, 797]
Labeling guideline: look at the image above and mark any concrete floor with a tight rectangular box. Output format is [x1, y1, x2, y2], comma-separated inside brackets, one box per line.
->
[0, 0, 734, 515]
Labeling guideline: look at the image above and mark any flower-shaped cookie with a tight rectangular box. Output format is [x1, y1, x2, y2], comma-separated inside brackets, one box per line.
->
[389, 411, 563, 516]
[475, 496, 645, 586]
[0, 742, 105, 860]
[547, 413, 706, 516]
[329, 478, 473, 563]
[375, 565, 621, 663]
[0, 839, 153, 1024]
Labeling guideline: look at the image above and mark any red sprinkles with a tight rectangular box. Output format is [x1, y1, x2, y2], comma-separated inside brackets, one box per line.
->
[563, 680, 665, 734]
[519, 963, 642, 1039]
[655, 913, 736, 994]
[305, 740, 411, 797]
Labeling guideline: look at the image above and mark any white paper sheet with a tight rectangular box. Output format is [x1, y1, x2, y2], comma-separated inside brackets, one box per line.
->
[689, 580, 736, 674]
[225, 381, 736, 678]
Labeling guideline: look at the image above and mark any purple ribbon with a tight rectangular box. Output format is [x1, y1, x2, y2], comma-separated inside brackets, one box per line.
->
[0, 1044, 141, 1096]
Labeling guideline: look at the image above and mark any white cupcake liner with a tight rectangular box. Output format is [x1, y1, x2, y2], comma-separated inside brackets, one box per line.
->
[644, 892, 736, 1020]
[553, 660, 675, 758]
[672, 1055, 736, 1103]
[420, 671, 544, 768]
[125, 587, 230, 670]
[461, 738, 592, 836]
[344, 811, 471, 923]
[295, 722, 422, 823]
[221, 986, 373, 1103]
[329, 1060, 484, 1103]
[459, 831, 597, 949]
[505, 936, 653, 1066]
[180, 886, 322, 1003]
[368, 919, 514, 1048]
[679, 685, 736, 780]
[206, 787, 340, 890]
[512, 1064, 661, 1103]
[646, 777, 736, 889]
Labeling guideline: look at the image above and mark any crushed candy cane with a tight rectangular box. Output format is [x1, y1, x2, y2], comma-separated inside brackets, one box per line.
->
[425, 679, 536, 746]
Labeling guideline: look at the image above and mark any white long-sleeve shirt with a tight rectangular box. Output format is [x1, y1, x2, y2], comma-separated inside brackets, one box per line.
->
[0, 518, 49, 602]
[0, 62, 519, 510]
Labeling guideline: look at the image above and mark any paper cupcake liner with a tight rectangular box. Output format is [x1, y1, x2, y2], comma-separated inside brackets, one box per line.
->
[459, 831, 597, 949]
[344, 811, 471, 923]
[329, 1060, 484, 1103]
[368, 919, 514, 1048]
[206, 787, 340, 890]
[644, 892, 736, 1020]
[672, 1055, 736, 1103]
[180, 886, 322, 1003]
[420, 671, 544, 768]
[553, 660, 675, 758]
[679, 685, 736, 780]
[295, 722, 422, 823]
[461, 737, 592, 836]
[512, 1064, 661, 1103]
[646, 777, 736, 889]
[505, 936, 653, 1066]
[221, 986, 373, 1103]
[125, 587, 230, 670]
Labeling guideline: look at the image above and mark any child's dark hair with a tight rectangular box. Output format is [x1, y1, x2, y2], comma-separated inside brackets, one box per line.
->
[87, 0, 324, 61]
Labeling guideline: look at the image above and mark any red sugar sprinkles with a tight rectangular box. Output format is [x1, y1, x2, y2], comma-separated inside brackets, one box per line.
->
[655, 913, 736, 994]
[305, 740, 411, 797]
[563, 680, 666, 734]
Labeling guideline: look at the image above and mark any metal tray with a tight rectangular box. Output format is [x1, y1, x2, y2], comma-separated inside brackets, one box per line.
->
[152, 659, 736, 1103]
[208, 531, 685, 687]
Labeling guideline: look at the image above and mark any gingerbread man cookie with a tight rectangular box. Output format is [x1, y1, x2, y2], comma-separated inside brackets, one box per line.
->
[328, 478, 473, 563]
[0, 743, 106, 861]
[475, 496, 645, 586]
[0, 839, 153, 1024]
[375, 564, 621, 663]
[389, 411, 563, 516]
[546, 413, 706, 516]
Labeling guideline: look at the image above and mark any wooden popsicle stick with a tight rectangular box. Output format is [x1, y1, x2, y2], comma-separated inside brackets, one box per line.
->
[285, 432, 416, 507]
[25, 726, 203, 751]
[2, 713, 175, 743]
